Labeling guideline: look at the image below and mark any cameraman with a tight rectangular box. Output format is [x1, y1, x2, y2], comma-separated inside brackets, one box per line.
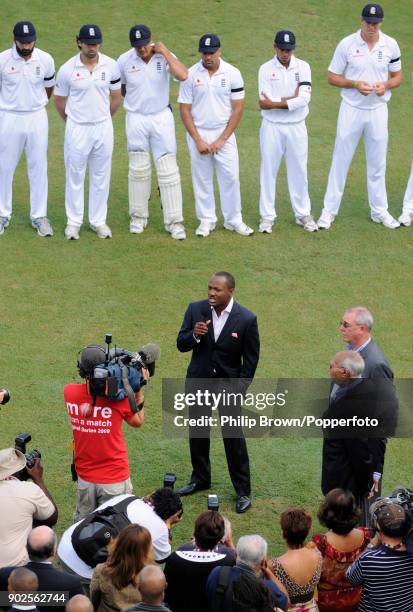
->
[64, 345, 148, 522]
[0, 448, 58, 568]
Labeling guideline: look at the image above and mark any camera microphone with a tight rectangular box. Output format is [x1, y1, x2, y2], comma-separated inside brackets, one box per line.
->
[137, 343, 161, 365]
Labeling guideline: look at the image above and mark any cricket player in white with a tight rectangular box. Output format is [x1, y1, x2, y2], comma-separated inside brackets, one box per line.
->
[55, 25, 121, 240]
[318, 3, 402, 230]
[258, 30, 318, 234]
[399, 165, 413, 227]
[0, 21, 55, 237]
[118, 24, 188, 240]
[179, 34, 253, 237]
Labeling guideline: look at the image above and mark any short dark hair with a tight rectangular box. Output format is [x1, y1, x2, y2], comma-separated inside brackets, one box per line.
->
[280, 508, 312, 547]
[214, 271, 235, 290]
[27, 531, 56, 562]
[318, 489, 361, 535]
[377, 503, 409, 538]
[151, 488, 182, 520]
[232, 572, 275, 612]
[194, 510, 225, 550]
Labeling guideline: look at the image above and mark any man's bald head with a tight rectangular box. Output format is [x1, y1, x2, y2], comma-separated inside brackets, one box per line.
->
[8, 568, 38, 593]
[27, 526, 56, 561]
[138, 565, 167, 604]
[65, 595, 93, 612]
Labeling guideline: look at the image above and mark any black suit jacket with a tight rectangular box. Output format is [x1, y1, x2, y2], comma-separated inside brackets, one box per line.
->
[0, 562, 83, 612]
[359, 340, 394, 379]
[177, 300, 260, 387]
[322, 378, 392, 496]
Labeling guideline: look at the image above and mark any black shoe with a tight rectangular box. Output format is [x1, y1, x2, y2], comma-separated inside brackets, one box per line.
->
[236, 495, 252, 513]
[177, 482, 211, 496]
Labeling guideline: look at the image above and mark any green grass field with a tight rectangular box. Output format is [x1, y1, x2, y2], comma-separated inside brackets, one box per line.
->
[0, 0, 412, 556]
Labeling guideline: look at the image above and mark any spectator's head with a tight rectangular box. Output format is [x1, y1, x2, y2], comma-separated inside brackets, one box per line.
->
[318, 489, 361, 535]
[280, 508, 312, 548]
[27, 526, 57, 561]
[77, 344, 106, 378]
[0, 448, 26, 480]
[65, 595, 93, 612]
[104, 524, 153, 590]
[194, 510, 225, 550]
[236, 535, 268, 570]
[8, 568, 38, 593]
[150, 487, 183, 524]
[232, 572, 275, 612]
[340, 306, 373, 348]
[377, 502, 409, 539]
[138, 565, 167, 605]
[330, 351, 364, 383]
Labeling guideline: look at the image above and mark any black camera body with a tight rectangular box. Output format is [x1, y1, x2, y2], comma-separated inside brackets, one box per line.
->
[15, 433, 42, 469]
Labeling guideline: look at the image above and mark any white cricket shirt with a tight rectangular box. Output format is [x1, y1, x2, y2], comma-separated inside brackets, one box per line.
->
[329, 30, 401, 109]
[259, 55, 312, 123]
[55, 52, 121, 123]
[178, 58, 244, 129]
[0, 45, 55, 112]
[118, 49, 171, 114]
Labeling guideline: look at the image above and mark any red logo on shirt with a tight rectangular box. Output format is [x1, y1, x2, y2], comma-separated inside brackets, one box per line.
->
[11, 66, 15, 71]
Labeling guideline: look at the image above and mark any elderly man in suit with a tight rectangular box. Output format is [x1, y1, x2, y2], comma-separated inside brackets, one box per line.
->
[176, 271, 260, 513]
[339, 306, 393, 379]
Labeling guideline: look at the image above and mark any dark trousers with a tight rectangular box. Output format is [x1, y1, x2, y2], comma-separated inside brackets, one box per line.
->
[187, 379, 251, 497]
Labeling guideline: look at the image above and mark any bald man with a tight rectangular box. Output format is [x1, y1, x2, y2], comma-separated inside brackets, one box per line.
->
[8, 568, 39, 611]
[0, 527, 82, 611]
[65, 595, 93, 612]
[125, 565, 169, 611]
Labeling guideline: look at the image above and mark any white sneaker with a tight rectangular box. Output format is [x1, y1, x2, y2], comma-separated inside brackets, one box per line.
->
[31, 217, 53, 237]
[65, 224, 80, 240]
[295, 215, 318, 232]
[90, 223, 112, 239]
[371, 212, 400, 229]
[196, 221, 216, 237]
[224, 222, 254, 236]
[398, 210, 413, 227]
[166, 222, 186, 240]
[0, 216, 10, 236]
[129, 215, 147, 234]
[258, 219, 273, 234]
[317, 210, 336, 230]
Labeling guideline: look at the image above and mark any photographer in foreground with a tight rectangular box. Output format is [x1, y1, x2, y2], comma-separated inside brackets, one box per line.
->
[0, 448, 58, 568]
[65, 342, 150, 522]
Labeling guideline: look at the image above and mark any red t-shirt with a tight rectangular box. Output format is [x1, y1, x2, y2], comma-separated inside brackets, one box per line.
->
[64, 383, 132, 483]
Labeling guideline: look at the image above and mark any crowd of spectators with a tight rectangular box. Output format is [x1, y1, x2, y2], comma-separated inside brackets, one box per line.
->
[1, 441, 413, 612]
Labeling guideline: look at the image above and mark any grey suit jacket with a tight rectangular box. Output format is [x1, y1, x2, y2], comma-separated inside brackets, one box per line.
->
[360, 339, 393, 379]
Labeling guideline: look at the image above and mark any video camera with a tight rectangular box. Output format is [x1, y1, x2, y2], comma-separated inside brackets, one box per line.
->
[370, 486, 413, 552]
[79, 334, 160, 413]
[15, 432, 42, 470]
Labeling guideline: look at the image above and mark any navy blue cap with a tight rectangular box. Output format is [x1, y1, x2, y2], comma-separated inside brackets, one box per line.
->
[77, 24, 102, 44]
[13, 21, 36, 43]
[199, 34, 220, 53]
[130, 24, 152, 47]
[274, 30, 296, 50]
[362, 3, 384, 22]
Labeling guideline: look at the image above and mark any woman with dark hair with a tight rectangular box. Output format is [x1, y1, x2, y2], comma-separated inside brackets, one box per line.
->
[269, 508, 322, 611]
[310, 488, 371, 612]
[90, 524, 154, 611]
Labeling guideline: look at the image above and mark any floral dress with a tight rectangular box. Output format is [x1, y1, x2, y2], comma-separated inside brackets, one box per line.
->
[312, 528, 371, 612]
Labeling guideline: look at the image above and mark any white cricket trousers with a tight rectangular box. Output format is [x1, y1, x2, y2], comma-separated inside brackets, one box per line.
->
[402, 161, 413, 212]
[64, 117, 114, 227]
[187, 128, 242, 225]
[259, 119, 311, 220]
[0, 108, 48, 219]
[323, 101, 389, 217]
[126, 107, 177, 160]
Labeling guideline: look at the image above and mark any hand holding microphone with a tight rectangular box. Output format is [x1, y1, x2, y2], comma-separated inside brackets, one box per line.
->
[194, 306, 211, 338]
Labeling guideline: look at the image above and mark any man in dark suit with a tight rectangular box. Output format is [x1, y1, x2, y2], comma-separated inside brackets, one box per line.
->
[177, 271, 260, 513]
[322, 351, 397, 525]
[0, 526, 83, 612]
